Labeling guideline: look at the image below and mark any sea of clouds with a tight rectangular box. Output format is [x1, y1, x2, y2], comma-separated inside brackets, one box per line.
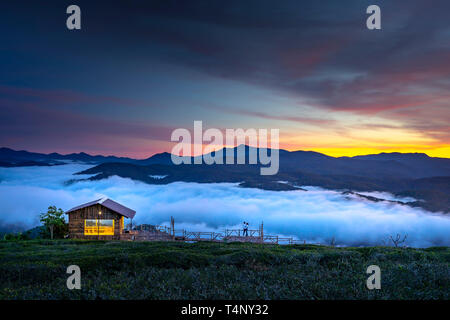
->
[0, 164, 449, 247]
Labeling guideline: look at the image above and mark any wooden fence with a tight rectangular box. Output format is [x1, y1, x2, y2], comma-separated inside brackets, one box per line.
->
[132, 223, 312, 245]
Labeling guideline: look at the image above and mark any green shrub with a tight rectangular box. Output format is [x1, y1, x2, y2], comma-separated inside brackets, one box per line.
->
[0, 240, 448, 300]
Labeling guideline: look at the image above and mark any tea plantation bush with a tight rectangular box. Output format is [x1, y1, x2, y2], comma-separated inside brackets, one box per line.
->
[0, 240, 448, 299]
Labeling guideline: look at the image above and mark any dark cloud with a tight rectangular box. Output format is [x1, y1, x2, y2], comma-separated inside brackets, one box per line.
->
[0, 0, 449, 153]
[0, 88, 176, 156]
[216, 107, 336, 127]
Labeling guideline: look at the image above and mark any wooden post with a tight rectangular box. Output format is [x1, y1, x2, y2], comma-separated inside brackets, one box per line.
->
[170, 216, 175, 240]
[260, 221, 264, 243]
[258, 223, 261, 243]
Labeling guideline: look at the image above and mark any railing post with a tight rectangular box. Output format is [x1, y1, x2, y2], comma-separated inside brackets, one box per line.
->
[260, 222, 264, 243]
[170, 216, 175, 240]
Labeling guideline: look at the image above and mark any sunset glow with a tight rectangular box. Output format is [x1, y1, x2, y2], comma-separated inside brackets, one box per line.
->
[0, 1, 449, 159]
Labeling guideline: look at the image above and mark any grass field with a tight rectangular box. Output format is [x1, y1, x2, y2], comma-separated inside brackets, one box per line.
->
[0, 240, 448, 300]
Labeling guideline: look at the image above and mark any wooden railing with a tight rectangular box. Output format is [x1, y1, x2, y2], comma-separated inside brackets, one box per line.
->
[224, 229, 261, 238]
[155, 225, 172, 234]
[132, 224, 313, 245]
[183, 231, 223, 242]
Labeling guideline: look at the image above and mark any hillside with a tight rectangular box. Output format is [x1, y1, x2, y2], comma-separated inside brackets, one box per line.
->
[0, 240, 448, 300]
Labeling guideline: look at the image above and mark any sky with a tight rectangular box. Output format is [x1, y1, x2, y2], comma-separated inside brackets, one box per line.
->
[1, 164, 449, 247]
[0, 0, 449, 158]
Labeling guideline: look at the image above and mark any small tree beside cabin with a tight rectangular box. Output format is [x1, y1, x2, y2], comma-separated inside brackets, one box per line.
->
[39, 206, 67, 239]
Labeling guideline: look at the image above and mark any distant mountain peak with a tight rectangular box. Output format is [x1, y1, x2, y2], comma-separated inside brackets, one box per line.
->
[379, 152, 429, 157]
[353, 152, 430, 160]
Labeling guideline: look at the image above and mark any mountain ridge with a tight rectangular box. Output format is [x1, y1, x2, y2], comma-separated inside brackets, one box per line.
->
[0, 146, 446, 165]
[1, 146, 449, 213]
[2, 146, 449, 179]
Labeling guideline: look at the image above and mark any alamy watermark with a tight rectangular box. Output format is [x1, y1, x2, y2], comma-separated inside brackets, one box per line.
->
[170, 121, 279, 175]
[64, 263, 380, 291]
[366, 265, 381, 290]
[66, 5, 81, 30]
[66, 265, 81, 290]
[65, 5, 381, 31]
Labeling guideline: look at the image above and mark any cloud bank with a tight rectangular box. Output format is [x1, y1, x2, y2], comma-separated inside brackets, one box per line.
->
[0, 164, 449, 247]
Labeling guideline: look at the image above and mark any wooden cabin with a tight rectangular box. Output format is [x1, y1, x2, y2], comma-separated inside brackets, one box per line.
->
[66, 198, 136, 240]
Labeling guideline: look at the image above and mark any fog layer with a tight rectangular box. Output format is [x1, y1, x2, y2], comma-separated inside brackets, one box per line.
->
[0, 164, 449, 247]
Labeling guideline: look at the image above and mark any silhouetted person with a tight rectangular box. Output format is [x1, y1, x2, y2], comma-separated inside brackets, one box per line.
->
[243, 221, 248, 237]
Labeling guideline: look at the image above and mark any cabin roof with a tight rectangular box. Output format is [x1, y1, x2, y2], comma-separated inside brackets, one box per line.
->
[66, 198, 136, 219]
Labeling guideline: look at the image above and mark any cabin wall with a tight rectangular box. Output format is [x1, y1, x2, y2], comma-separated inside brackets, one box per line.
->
[68, 204, 123, 240]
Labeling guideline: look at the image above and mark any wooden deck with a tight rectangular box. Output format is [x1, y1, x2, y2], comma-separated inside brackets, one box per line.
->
[121, 223, 309, 245]
[120, 226, 174, 241]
